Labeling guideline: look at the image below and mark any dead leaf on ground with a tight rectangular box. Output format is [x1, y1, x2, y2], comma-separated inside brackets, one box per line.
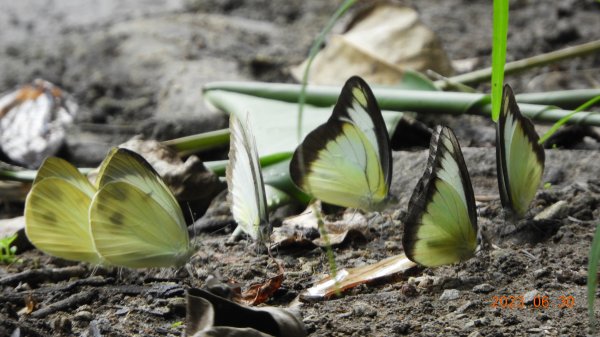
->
[291, 3, 453, 85]
[237, 260, 285, 306]
[186, 288, 306, 337]
[300, 253, 417, 301]
[271, 201, 369, 248]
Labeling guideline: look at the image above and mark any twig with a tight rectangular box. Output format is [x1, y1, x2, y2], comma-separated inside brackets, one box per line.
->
[0, 266, 87, 287]
[31, 290, 97, 318]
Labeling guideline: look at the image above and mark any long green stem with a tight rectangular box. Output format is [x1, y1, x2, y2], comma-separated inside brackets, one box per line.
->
[204, 82, 600, 126]
[162, 128, 230, 156]
[297, 0, 357, 142]
[439, 39, 600, 88]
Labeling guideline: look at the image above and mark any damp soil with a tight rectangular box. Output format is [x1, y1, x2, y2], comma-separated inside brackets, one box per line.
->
[1, 0, 600, 336]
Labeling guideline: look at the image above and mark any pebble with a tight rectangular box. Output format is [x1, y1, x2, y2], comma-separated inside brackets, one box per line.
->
[167, 297, 186, 316]
[533, 268, 550, 279]
[456, 301, 475, 313]
[73, 311, 93, 322]
[533, 200, 568, 220]
[556, 269, 573, 283]
[524, 290, 539, 304]
[439, 289, 460, 301]
[400, 283, 418, 297]
[468, 331, 482, 337]
[472, 283, 494, 293]
[464, 317, 489, 329]
[352, 302, 377, 318]
[391, 322, 411, 334]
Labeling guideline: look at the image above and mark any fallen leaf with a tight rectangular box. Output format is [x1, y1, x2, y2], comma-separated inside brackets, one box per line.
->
[291, 3, 452, 85]
[300, 253, 417, 301]
[271, 201, 369, 248]
[17, 294, 36, 315]
[186, 288, 306, 337]
[238, 261, 285, 306]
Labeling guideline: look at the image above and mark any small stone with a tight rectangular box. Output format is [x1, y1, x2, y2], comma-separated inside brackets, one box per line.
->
[533, 200, 568, 221]
[468, 331, 482, 337]
[537, 312, 550, 321]
[400, 283, 418, 297]
[73, 311, 93, 322]
[533, 268, 550, 279]
[167, 297, 186, 316]
[352, 302, 377, 318]
[391, 322, 411, 334]
[440, 289, 460, 301]
[524, 290, 539, 304]
[472, 283, 494, 293]
[51, 316, 72, 333]
[556, 269, 573, 283]
[465, 317, 489, 329]
[456, 301, 475, 313]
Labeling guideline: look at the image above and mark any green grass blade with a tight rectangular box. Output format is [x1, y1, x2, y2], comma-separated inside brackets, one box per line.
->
[296, 0, 357, 142]
[588, 223, 600, 332]
[491, 0, 509, 122]
[538, 95, 600, 145]
[162, 129, 230, 156]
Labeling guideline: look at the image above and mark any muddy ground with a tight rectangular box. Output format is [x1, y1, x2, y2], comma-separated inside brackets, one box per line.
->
[1, 0, 600, 336]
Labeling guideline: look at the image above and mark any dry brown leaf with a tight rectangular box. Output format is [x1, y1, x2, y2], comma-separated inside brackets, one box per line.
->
[271, 201, 369, 248]
[237, 260, 285, 306]
[291, 3, 452, 85]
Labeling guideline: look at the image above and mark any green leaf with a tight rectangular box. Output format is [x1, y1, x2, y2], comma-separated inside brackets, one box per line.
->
[203, 90, 404, 157]
[588, 223, 600, 332]
[491, 0, 509, 122]
[396, 69, 439, 91]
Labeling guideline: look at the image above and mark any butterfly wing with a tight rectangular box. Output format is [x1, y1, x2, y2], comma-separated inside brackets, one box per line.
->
[289, 76, 392, 211]
[226, 114, 269, 241]
[496, 85, 545, 218]
[34, 157, 96, 197]
[25, 177, 101, 264]
[95, 148, 187, 233]
[90, 181, 191, 268]
[403, 126, 478, 267]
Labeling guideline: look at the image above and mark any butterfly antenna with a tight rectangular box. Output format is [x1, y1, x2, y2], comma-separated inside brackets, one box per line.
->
[186, 202, 197, 239]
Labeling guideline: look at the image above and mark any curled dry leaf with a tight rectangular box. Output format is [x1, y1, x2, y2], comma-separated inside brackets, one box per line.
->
[300, 253, 417, 301]
[271, 201, 369, 248]
[186, 288, 306, 337]
[17, 294, 36, 316]
[0, 79, 77, 168]
[237, 260, 285, 306]
[291, 4, 452, 85]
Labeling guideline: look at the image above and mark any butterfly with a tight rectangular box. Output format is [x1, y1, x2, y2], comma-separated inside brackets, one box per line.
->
[402, 126, 478, 267]
[89, 148, 193, 268]
[25, 148, 192, 268]
[226, 114, 270, 242]
[289, 76, 392, 212]
[25, 157, 102, 264]
[0, 79, 77, 168]
[496, 84, 545, 220]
